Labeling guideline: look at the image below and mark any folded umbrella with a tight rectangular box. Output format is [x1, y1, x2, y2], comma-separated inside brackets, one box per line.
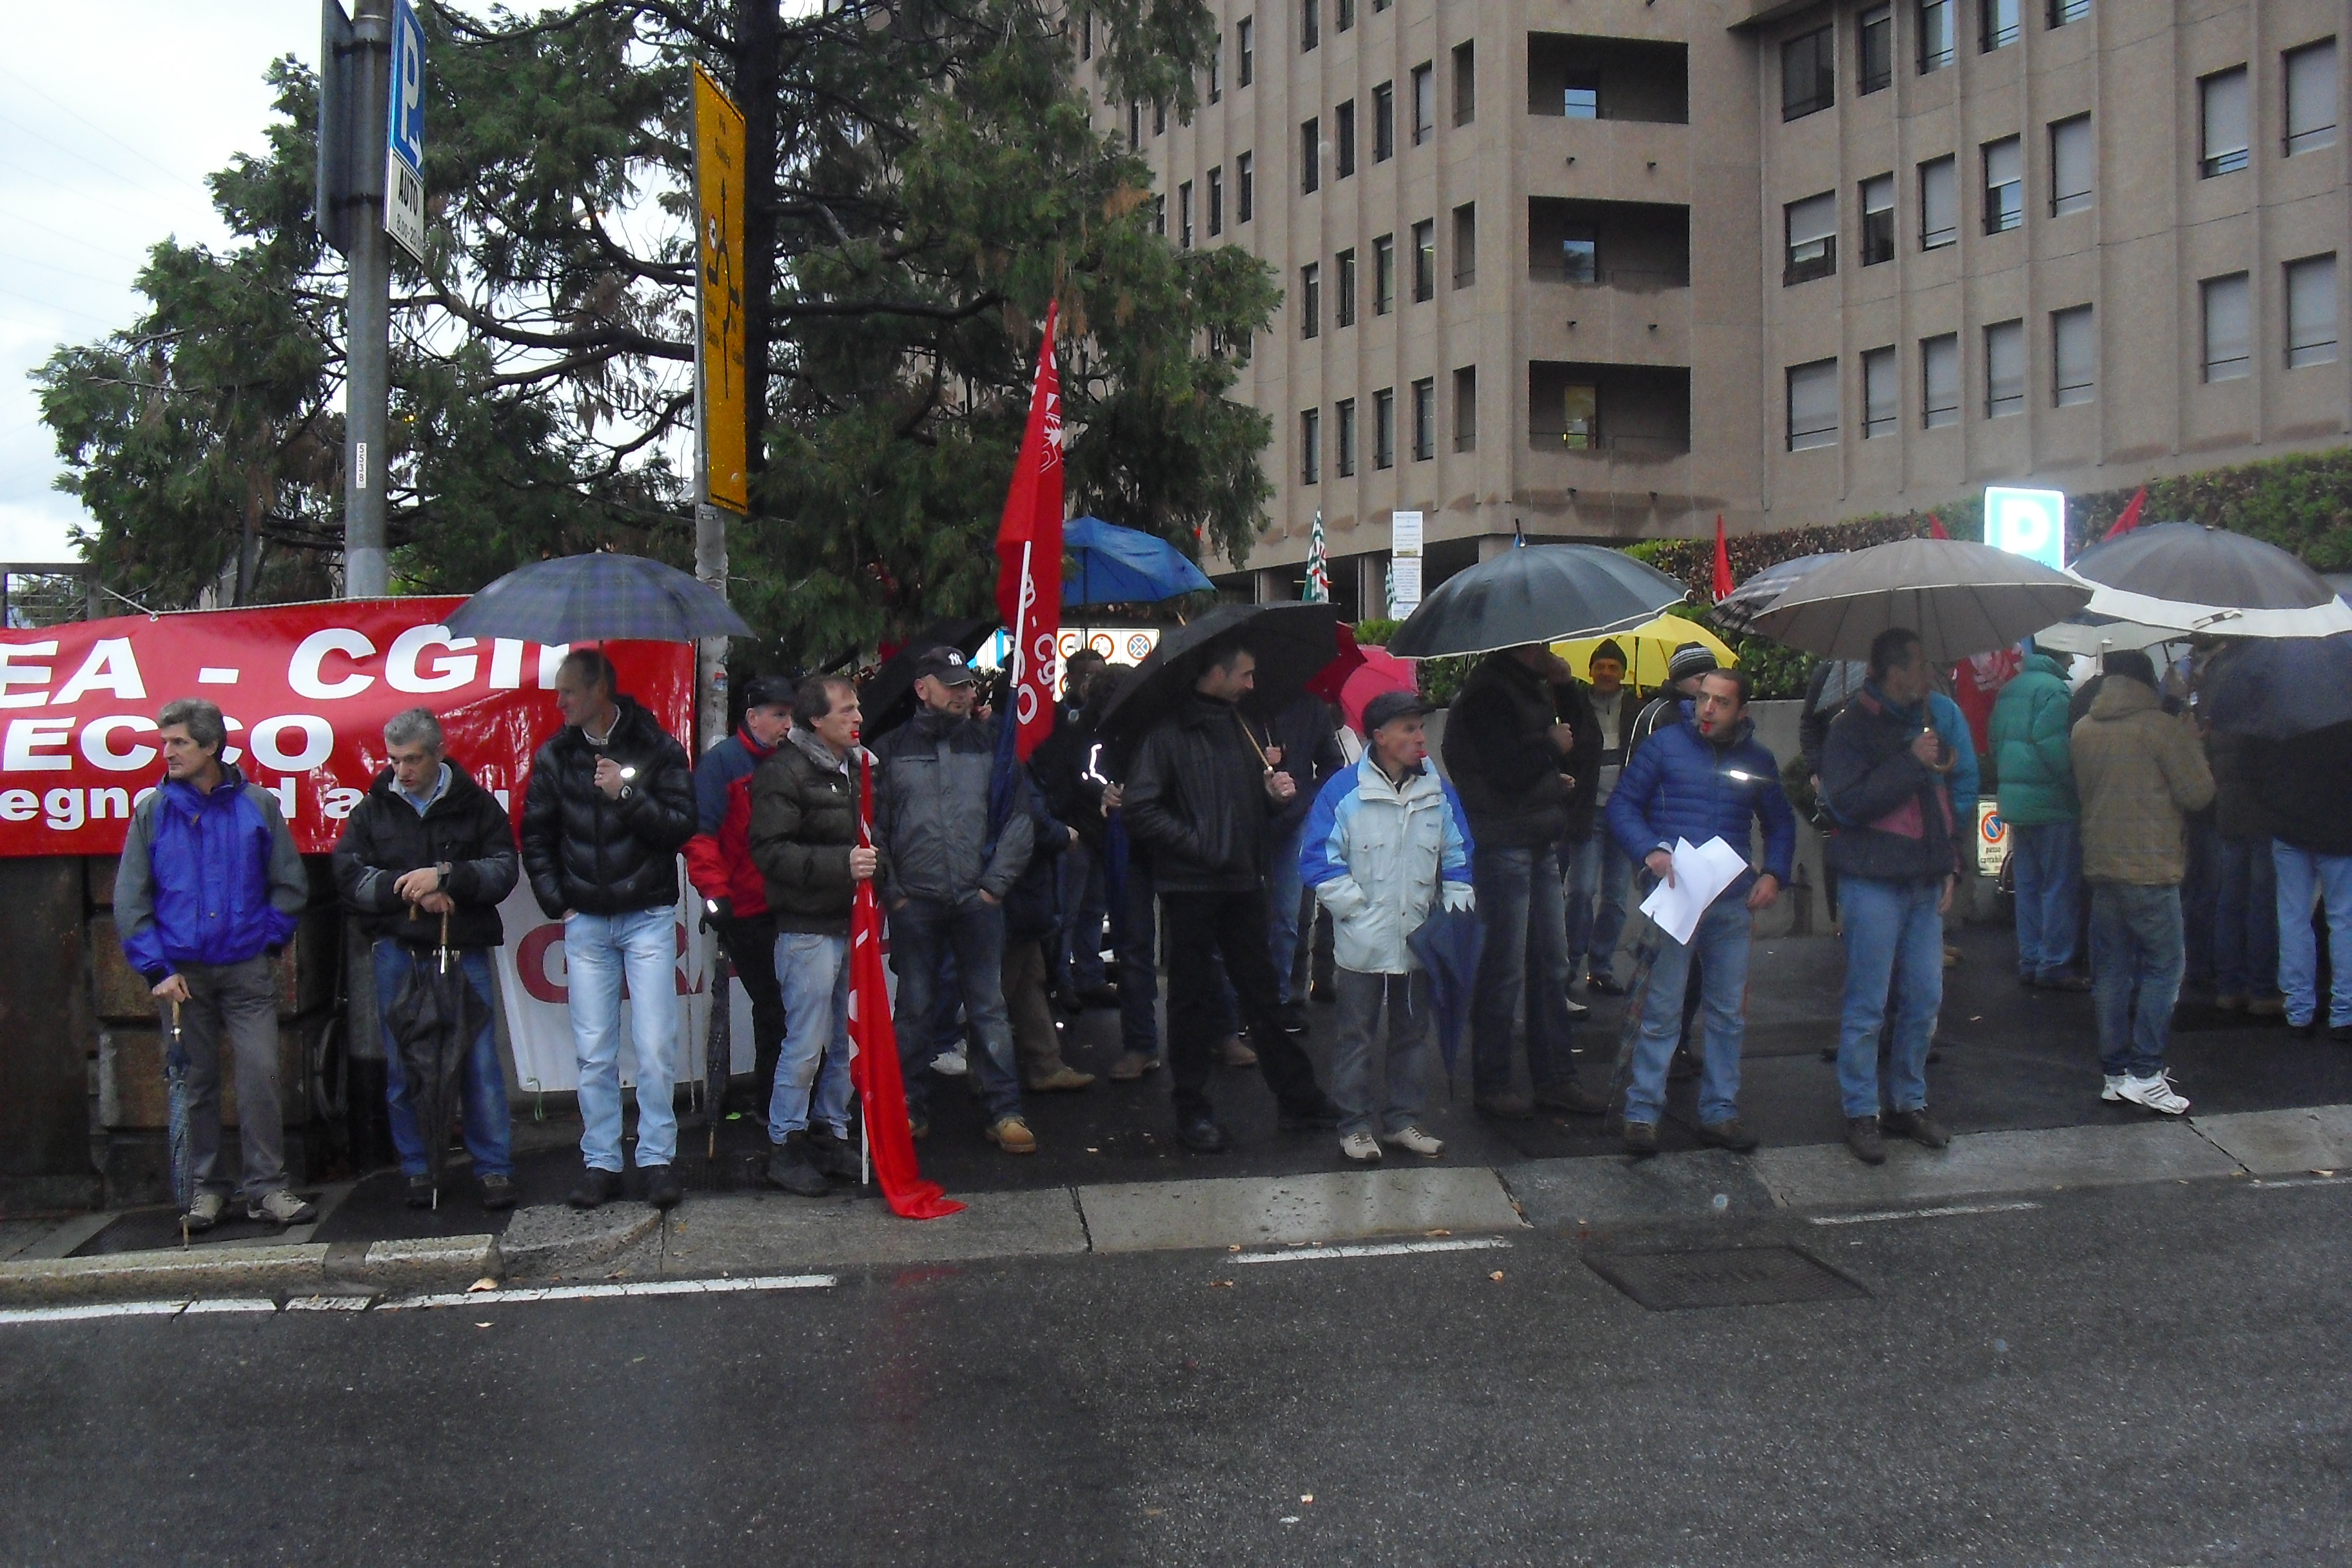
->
[1707, 552, 1842, 640]
[1406, 897, 1482, 1088]
[443, 551, 751, 644]
[1387, 545, 1687, 658]
[2198, 632, 2352, 739]
[1094, 603, 1340, 739]
[165, 1000, 193, 1212]
[382, 914, 487, 1206]
[1551, 614, 1736, 689]
[1748, 538, 2090, 665]
[2066, 522, 2352, 640]
[1063, 516, 1215, 606]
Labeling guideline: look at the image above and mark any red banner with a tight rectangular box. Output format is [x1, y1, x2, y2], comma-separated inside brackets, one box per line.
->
[994, 301, 1064, 761]
[0, 598, 692, 857]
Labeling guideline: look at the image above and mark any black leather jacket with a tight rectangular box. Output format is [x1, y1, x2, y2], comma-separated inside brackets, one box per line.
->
[333, 761, 519, 948]
[519, 696, 697, 917]
[1124, 693, 1282, 893]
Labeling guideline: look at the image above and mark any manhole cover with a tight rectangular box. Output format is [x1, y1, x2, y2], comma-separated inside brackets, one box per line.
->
[1585, 1244, 1868, 1311]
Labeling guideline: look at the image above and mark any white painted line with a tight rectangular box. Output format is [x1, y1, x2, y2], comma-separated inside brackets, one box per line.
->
[378, 1273, 838, 1310]
[1230, 1237, 1514, 1266]
[1810, 1200, 2043, 1227]
[179, 1298, 279, 1315]
[286, 1295, 376, 1312]
[0, 1300, 192, 1326]
[196, 667, 240, 683]
[2249, 1175, 2352, 1190]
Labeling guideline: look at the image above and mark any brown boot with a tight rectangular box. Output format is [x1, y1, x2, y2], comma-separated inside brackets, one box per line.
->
[1218, 1035, 1259, 1068]
[1108, 1050, 1161, 1081]
[1027, 1063, 1096, 1092]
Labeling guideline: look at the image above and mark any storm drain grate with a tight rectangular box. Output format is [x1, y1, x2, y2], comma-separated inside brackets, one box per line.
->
[1585, 1244, 1870, 1311]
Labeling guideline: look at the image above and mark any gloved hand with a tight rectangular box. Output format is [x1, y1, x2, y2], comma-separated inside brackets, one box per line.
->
[1441, 882, 1475, 914]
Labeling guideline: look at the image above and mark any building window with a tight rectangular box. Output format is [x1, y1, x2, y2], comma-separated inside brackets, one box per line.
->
[1411, 219, 1435, 302]
[1154, 99, 1165, 136]
[1336, 100, 1357, 177]
[1301, 0, 1318, 52]
[1128, 101, 1141, 147]
[1237, 153, 1253, 222]
[1454, 366, 1478, 451]
[1411, 378, 1436, 460]
[1982, 137, 2023, 234]
[1784, 191, 1838, 284]
[1373, 233, 1395, 313]
[1412, 63, 1435, 144]
[2049, 115, 2093, 215]
[1237, 17, 1254, 86]
[1919, 155, 1958, 250]
[1860, 173, 1896, 264]
[2286, 254, 2338, 368]
[1373, 387, 1395, 469]
[2052, 304, 2095, 405]
[1921, 333, 1960, 427]
[2285, 40, 2338, 157]
[1335, 249, 1357, 327]
[1337, 0, 1353, 32]
[2049, 0, 2089, 24]
[2200, 67, 2249, 176]
[1300, 262, 1320, 337]
[1373, 0, 1387, 13]
[1452, 203, 1476, 288]
[1179, 180, 1193, 247]
[1982, 0, 2020, 52]
[1859, 6, 1892, 93]
[1984, 320, 2024, 416]
[1208, 167, 1224, 236]
[1373, 82, 1395, 161]
[1081, 10, 1092, 61]
[2201, 273, 2251, 380]
[1562, 384, 1598, 448]
[1782, 26, 1835, 121]
[1335, 398, 1357, 476]
[1787, 359, 1840, 451]
[1918, 0, 1954, 74]
[1153, 193, 1165, 237]
[1300, 408, 1321, 483]
[1301, 118, 1320, 193]
[1454, 43, 1476, 126]
[1561, 224, 1598, 282]
[1862, 346, 1898, 437]
[1209, 45, 1221, 103]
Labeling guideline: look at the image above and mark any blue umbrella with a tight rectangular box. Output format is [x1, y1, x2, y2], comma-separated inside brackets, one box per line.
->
[1407, 899, 1484, 1088]
[1063, 516, 1213, 607]
[444, 552, 750, 644]
[2200, 632, 2352, 739]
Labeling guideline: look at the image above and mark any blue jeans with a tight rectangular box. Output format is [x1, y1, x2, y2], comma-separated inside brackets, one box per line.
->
[2181, 817, 2220, 992]
[1057, 840, 1109, 993]
[1469, 842, 1576, 1098]
[769, 932, 856, 1142]
[2090, 881, 2184, 1079]
[890, 894, 1023, 1121]
[1623, 896, 1753, 1127]
[2215, 835, 2280, 999]
[373, 941, 513, 1181]
[565, 905, 680, 1172]
[1835, 877, 1943, 1119]
[2010, 819, 2082, 981]
[1563, 831, 1634, 982]
[1115, 847, 1161, 1056]
[1266, 819, 1307, 1005]
[2274, 843, 2352, 1028]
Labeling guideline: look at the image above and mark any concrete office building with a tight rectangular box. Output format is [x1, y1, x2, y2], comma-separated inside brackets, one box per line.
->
[1084, 0, 2348, 613]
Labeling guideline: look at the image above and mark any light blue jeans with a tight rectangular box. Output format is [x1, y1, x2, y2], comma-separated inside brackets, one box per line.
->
[2009, 819, 2081, 981]
[1565, 830, 1634, 983]
[373, 941, 512, 1180]
[770, 931, 858, 1142]
[1834, 877, 1943, 1119]
[2089, 881, 2184, 1079]
[565, 905, 680, 1171]
[2275, 843, 2352, 1028]
[1624, 895, 1753, 1128]
[1266, 818, 1308, 1005]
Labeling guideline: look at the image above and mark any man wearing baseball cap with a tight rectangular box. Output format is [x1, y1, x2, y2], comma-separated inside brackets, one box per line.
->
[685, 673, 798, 1115]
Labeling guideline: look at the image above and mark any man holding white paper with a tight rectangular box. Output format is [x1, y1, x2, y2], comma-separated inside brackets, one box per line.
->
[1605, 668, 1796, 1155]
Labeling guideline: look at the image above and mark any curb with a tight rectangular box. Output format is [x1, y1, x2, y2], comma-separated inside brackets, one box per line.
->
[0, 1233, 504, 1306]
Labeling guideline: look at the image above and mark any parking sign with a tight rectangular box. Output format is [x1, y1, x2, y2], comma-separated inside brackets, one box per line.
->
[1983, 486, 2066, 571]
[384, 0, 427, 260]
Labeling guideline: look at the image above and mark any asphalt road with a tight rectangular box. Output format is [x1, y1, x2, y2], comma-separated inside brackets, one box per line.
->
[6, 1177, 2349, 1566]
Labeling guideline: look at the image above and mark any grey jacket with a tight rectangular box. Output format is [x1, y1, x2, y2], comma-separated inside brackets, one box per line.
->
[868, 708, 1033, 905]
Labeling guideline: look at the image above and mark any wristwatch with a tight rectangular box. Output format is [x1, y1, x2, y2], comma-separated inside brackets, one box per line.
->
[436, 861, 454, 890]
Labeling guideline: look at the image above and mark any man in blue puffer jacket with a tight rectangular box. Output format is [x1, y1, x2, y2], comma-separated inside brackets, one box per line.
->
[115, 698, 311, 1231]
[1605, 669, 1796, 1156]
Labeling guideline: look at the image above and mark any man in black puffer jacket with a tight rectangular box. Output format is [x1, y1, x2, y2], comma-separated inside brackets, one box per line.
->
[520, 649, 698, 1211]
[333, 707, 520, 1210]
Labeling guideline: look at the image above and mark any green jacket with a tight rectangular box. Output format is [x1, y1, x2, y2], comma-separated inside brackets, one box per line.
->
[2071, 678, 2215, 885]
[1990, 654, 2078, 826]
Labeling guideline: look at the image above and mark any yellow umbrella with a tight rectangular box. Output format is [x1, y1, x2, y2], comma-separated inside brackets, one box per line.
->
[1551, 615, 1737, 688]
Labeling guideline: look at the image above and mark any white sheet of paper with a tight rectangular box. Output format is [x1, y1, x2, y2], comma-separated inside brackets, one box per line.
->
[1636, 836, 1752, 946]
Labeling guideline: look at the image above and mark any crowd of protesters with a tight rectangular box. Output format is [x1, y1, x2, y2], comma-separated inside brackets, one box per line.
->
[112, 614, 2349, 1231]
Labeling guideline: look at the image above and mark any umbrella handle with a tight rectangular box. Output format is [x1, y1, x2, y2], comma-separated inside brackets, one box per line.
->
[439, 909, 452, 973]
[169, 998, 179, 1041]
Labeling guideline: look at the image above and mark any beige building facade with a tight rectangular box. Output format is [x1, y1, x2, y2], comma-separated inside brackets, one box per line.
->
[1086, 0, 2349, 612]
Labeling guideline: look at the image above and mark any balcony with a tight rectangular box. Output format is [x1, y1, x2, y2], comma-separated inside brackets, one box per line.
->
[1527, 197, 1689, 291]
[1527, 34, 1689, 125]
[1527, 361, 1691, 461]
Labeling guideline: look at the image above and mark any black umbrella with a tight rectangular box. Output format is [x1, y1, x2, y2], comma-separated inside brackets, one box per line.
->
[1387, 545, 1686, 658]
[1094, 603, 1340, 740]
[1707, 552, 1843, 640]
[703, 932, 733, 1160]
[2068, 523, 2352, 640]
[2199, 633, 2352, 739]
[443, 552, 751, 644]
[382, 914, 489, 1206]
[859, 618, 995, 741]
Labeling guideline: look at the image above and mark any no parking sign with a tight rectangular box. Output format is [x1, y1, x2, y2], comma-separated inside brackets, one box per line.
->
[1977, 801, 2008, 878]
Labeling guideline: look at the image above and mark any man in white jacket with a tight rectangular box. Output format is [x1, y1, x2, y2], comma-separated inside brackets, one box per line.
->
[1298, 691, 1477, 1163]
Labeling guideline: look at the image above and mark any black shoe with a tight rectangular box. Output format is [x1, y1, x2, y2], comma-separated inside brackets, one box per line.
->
[568, 1166, 623, 1210]
[1077, 984, 1121, 1010]
[1050, 987, 1083, 1016]
[1585, 970, 1626, 997]
[1277, 1001, 1309, 1034]
[1883, 1108, 1950, 1150]
[1667, 1049, 1702, 1083]
[766, 1138, 830, 1197]
[405, 1174, 435, 1210]
[1475, 1093, 1535, 1121]
[803, 1127, 862, 1181]
[1177, 1113, 1229, 1153]
[2331, 1023, 2352, 1044]
[2288, 1017, 2320, 1037]
[1310, 983, 1338, 1006]
[1532, 1081, 1608, 1116]
[1278, 1097, 1345, 1132]
[2041, 972, 2093, 993]
[1695, 1117, 1760, 1153]
[478, 1174, 518, 1211]
[1622, 1120, 1659, 1158]
[1846, 1115, 1886, 1165]
[643, 1164, 684, 1211]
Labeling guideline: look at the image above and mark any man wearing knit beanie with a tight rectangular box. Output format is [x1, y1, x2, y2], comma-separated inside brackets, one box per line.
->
[1566, 638, 1635, 997]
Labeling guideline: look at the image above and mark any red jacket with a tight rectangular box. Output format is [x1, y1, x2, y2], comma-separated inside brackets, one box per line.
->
[685, 726, 778, 916]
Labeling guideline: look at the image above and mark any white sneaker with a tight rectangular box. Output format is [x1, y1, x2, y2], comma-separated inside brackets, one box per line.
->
[1339, 1130, 1382, 1163]
[2101, 1074, 2125, 1102]
[1381, 1126, 1446, 1157]
[1563, 995, 1591, 1021]
[929, 1047, 968, 1077]
[2118, 1070, 2190, 1115]
[246, 1189, 317, 1226]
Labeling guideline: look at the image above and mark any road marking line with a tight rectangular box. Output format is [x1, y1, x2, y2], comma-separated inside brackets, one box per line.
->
[1230, 1237, 1513, 1266]
[286, 1296, 376, 1312]
[179, 1298, 279, 1315]
[378, 1273, 838, 1310]
[2248, 1175, 2352, 1190]
[1810, 1200, 2042, 1227]
[0, 1300, 192, 1326]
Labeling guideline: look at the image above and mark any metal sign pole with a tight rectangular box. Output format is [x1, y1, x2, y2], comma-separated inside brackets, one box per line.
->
[340, 0, 393, 597]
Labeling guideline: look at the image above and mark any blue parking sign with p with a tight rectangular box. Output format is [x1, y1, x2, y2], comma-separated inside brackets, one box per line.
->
[389, 0, 426, 175]
[1983, 487, 2066, 571]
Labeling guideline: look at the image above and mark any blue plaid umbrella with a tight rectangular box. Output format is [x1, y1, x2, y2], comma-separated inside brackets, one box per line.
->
[443, 553, 750, 644]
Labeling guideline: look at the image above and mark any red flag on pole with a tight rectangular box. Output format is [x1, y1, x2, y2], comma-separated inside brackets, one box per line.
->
[846, 754, 962, 1220]
[995, 302, 1065, 762]
[1928, 515, 1951, 540]
[1710, 514, 1734, 602]
[2102, 485, 2148, 542]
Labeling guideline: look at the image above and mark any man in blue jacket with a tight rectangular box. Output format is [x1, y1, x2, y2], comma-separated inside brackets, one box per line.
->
[1605, 668, 1795, 1155]
[115, 698, 312, 1231]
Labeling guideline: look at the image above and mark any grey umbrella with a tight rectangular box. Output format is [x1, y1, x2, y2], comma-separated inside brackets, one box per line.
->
[1387, 544, 1688, 658]
[2067, 523, 2352, 640]
[442, 552, 751, 644]
[1093, 603, 1340, 740]
[1748, 538, 2090, 664]
[1707, 551, 1843, 639]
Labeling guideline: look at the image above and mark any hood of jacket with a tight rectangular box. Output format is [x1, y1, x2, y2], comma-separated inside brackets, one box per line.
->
[2087, 676, 2160, 723]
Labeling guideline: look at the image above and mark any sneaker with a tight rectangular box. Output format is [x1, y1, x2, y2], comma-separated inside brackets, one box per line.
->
[1340, 1131, 1382, 1164]
[2288, 1016, 2319, 1038]
[405, 1174, 435, 1210]
[929, 1047, 968, 1077]
[2334, 1023, 2352, 1045]
[1108, 1050, 1161, 1081]
[568, 1166, 623, 1210]
[986, 1115, 1038, 1154]
[1585, 969, 1626, 996]
[2039, 971, 2093, 993]
[2117, 1071, 2190, 1115]
[247, 1189, 317, 1226]
[1845, 1115, 1886, 1166]
[766, 1137, 830, 1197]
[1177, 1113, 1229, 1153]
[908, 1113, 930, 1140]
[1026, 1064, 1097, 1092]
[1475, 1093, 1535, 1121]
[1882, 1108, 1950, 1150]
[1622, 1120, 1660, 1158]
[1217, 1035, 1259, 1068]
[1532, 1080, 1608, 1116]
[1381, 1126, 1446, 1157]
[803, 1126, 862, 1180]
[1277, 1001, 1309, 1034]
[184, 1191, 226, 1233]
[1563, 995, 1591, 1021]
[478, 1174, 518, 1211]
[2247, 994, 2286, 1019]
[1694, 1117, 1760, 1153]
[2101, 1074, 2126, 1102]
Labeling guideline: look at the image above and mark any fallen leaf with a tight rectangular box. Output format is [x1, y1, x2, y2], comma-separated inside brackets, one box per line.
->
[1209, 1280, 1235, 1288]
[1300, 1493, 1315, 1504]
[631, 1355, 645, 1364]
[466, 1277, 497, 1293]
[474, 1321, 493, 1329]
[2315, 1170, 2338, 1177]
[1228, 1244, 1242, 1252]
[1489, 1271, 1505, 1282]
[1424, 1229, 1451, 1237]
[1144, 1509, 1163, 1518]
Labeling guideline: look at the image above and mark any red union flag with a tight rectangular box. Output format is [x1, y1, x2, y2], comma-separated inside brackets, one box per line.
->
[995, 302, 1064, 760]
